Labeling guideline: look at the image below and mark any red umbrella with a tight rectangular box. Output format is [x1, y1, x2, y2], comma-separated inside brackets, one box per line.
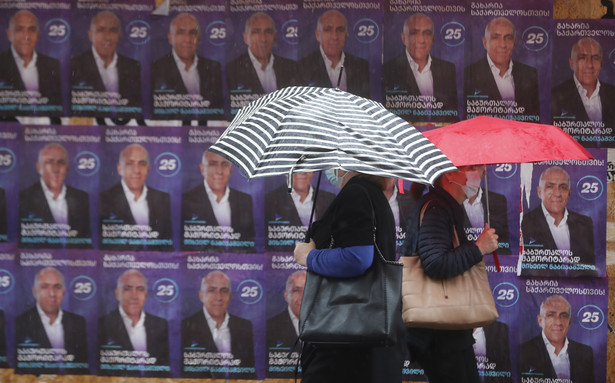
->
[422, 116, 593, 270]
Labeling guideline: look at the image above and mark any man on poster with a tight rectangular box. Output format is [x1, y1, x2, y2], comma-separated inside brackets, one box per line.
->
[299, 9, 370, 98]
[464, 17, 540, 118]
[266, 270, 306, 351]
[519, 295, 594, 383]
[551, 37, 615, 138]
[70, 10, 142, 116]
[19, 143, 91, 248]
[99, 143, 173, 250]
[226, 12, 299, 95]
[181, 150, 254, 250]
[521, 166, 596, 277]
[98, 269, 170, 377]
[0, 10, 62, 113]
[382, 13, 459, 122]
[0, 188, 6, 242]
[181, 270, 256, 379]
[15, 267, 89, 375]
[151, 12, 223, 117]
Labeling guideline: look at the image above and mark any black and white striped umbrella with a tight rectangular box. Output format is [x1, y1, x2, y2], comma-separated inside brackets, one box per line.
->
[210, 86, 456, 185]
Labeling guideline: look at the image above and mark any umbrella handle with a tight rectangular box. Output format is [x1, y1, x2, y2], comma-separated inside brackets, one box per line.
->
[492, 251, 501, 272]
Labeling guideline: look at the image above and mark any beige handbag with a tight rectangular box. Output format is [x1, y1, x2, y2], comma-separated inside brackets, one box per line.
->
[401, 201, 499, 330]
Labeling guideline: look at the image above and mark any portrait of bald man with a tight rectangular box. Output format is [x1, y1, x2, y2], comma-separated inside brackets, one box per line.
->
[299, 9, 370, 98]
[0, 10, 62, 114]
[19, 143, 91, 248]
[15, 267, 89, 375]
[151, 12, 223, 117]
[70, 10, 142, 117]
[99, 143, 173, 250]
[226, 12, 299, 96]
[464, 17, 539, 118]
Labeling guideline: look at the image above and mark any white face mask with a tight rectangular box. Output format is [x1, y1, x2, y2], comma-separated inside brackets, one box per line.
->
[460, 169, 482, 199]
[325, 168, 347, 189]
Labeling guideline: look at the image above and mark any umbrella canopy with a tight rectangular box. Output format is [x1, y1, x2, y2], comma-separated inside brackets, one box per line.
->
[209, 86, 456, 185]
[422, 116, 593, 166]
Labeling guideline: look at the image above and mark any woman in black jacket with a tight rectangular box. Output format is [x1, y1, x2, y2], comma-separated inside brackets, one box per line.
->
[401, 165, 499, 383]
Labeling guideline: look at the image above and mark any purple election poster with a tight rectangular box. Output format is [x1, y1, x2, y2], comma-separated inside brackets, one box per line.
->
[226, 0, 300, 115]
[519, 149, 607, 278]
[0, 122, 19, 244]
[149, 1, 226, 120]
[182, 126, 263, 253]
[299, 0, 383, 100]
[181, 252, 266, 380]
[14, 249, 99, 375]
[0, 244, 16, 369]
[69, 0, 152, 119]
[0, 1, 70, 117]
[99, 126, 182, 251]
[518, 277, 608, 383]
[551, 19, 615, 148]
[464, 0, 552, 123]
[98, 251, 181, 377]
[383, 0, 465, 124]
[264, 172, 337, 252]
[18, 125, 101, 249]
[265, 255, 305, 378]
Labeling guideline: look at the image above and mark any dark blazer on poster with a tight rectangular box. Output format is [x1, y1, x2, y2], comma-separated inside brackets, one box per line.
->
[99, 183, 173, 251]
[265, 184, 335, 226]
[151, 53, 223, 114]
[483, 321, 512, 383]
[464, 56, 540, 117]
[298, 50, 370, 98]
[181, 310, 256, 379]
[181, 183, 254, 250]
[519, 335, 594, 383]
[0, 50, 62, 113]
[521, 207, 596, 277]
[19, 182, 91, 248]
[266, 309, 298, 351]
[0, 188, 6, 242]
[463, 189, 511, 255]
[551, 78, 615, 146]
[98, 308, 170, 377]
[15, 307, 89, 374]
[226, 52, 299, 93]
[70, 50, 142, 116]
[382, 52, 459, 122]
[0, 310, 6, 368]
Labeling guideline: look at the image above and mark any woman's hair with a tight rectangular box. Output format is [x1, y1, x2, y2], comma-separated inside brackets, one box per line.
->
[353, 173, 387, 189]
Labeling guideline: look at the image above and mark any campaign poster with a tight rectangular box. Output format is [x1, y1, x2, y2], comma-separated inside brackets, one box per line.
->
[464, 0, 552, 123]
[99, 126, 181, 251]
[299, 0, 383, 101]
[180, 252, 266, 380]
[519, 149, 607, 278]
[482, 253, 520, 383]
[264, 172, 337, 252]
[0, 122, 19, 244]
[181, 126, 263, 253]
[518, 277, 608, 383]
[265, 255, 306, 378]
[383, 0, 465, 124]
[69, 0, 153, 119]
[551, 19, 615, 148]
[0, 244, 16, 369]
[149, 1, 226, 121]
[0, 1, 70, 117]
[14, 249, 99, 375]
[98, 251, 181, 377]
[226, 0, 300, 115]
[18, 125, 100, 249]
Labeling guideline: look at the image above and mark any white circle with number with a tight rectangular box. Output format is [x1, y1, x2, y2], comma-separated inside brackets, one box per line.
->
[493, 282, 518, 308]
[522, 26, 549, 52]
[576, 175, 603, 201]
[0, 269, 14, 295]
[440, 22, 465, 47]
[153, 278, 178, 303]
[206, 20, 227, 47]
[74, 151, 100, 177]
[45, 18, 70, 44]
[155, 152, 181, 178]
[577, 305, 604, 331]
[353, 18, 379, 44]
[126, 20, 151, 45]
[0, 148, 16, 173]
[70, 275, 96, 301]
[236, 279, 262, 305]
[491, 163, 517, 179]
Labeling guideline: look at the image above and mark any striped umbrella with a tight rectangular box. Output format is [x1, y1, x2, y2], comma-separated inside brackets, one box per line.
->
[210, 86, 456, 185]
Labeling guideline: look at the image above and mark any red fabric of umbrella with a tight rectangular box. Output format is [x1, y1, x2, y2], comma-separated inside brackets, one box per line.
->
[422, 116, 593, 166]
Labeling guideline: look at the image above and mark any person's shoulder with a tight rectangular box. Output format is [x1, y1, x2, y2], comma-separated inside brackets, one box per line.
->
[147, 185, 170, 198]
[430, 55, 455, 68]
[568, 338, 593, 353]
[229, 186, 252, 200]
[16, 306, 37, 321]
[35, 51, 60, 65]
[273, 54, 297, 66]
[71, 49, 93, 64]
[229, 312, 253, 327]
[465, 55, 487, 70]
[183, 183, 205, 199]
[181, 309, 205, 326]
[66, 184, 89, 197]
[600, 80, 615, 94]
[512, 59, 538, 74]
[552, 77, 575, 92]
[117, 53, 140, 67]
[344, 51, 367, 65]
[197, 55, 221, 70]
[145, 311, 168, 325]
[20, 181, 42, 196]
[298, 50, 320, 65]
[101, 182, 123, 196]
[152, 52, 173, 69]
[567, 209, 593, 223]
[266, 309, 289, 325]
[227, 51, 249, 66]
[62, 309, 86, 323]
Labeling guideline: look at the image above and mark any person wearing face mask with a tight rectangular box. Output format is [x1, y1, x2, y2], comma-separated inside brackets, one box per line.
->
[294, 168, 405, 383]
[400, 165, 500, 383]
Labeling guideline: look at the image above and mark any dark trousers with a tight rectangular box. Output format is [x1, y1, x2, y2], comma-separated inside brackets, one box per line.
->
[413, 343, 479, 383]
